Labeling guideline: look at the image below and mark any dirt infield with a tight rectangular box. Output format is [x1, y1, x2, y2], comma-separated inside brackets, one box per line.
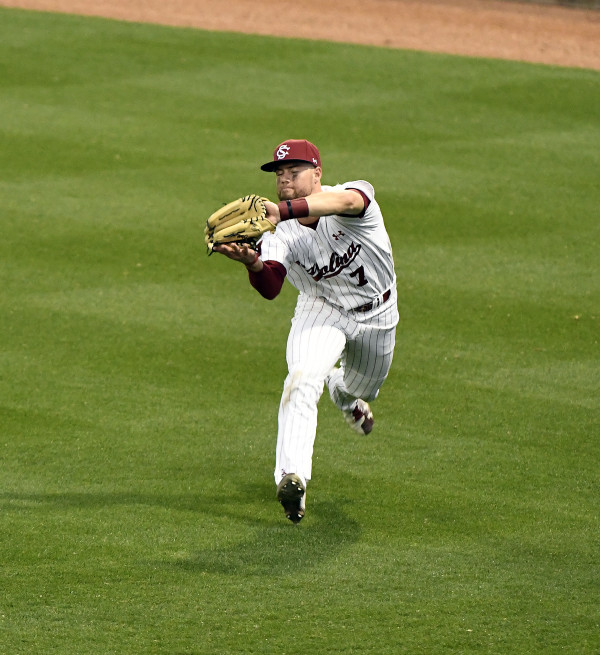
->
[1, 0, 599, 70]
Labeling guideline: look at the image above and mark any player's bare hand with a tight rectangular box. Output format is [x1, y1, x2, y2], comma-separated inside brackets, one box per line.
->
[264, 201, 281, 226]
[213, 243, 257, 265]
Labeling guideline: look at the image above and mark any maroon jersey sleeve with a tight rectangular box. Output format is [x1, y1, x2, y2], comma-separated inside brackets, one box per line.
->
[248, 260, 287, 300]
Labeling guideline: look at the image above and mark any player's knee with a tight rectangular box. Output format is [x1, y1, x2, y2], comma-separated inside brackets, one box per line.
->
[282, 369, 323, 408]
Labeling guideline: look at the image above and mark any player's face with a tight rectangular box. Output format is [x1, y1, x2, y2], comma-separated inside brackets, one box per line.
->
[275, 162, 321, 201]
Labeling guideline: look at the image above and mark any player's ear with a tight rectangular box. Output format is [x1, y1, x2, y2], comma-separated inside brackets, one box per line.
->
[313, 166, 322, 183]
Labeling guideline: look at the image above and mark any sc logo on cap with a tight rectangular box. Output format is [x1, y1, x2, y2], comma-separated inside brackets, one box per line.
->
[276, 145, 291, 160]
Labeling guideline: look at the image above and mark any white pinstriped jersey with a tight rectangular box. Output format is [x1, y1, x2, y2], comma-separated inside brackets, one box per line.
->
[259, 180, 396, 317]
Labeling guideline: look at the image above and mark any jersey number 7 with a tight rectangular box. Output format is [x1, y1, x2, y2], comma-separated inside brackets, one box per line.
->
[350, 266, 368, 287]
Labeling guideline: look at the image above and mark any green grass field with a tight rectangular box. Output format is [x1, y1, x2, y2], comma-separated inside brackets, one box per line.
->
[1, 7, 599, 653]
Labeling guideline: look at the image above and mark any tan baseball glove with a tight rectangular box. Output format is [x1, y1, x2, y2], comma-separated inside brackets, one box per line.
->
[204, 194, 276, 253]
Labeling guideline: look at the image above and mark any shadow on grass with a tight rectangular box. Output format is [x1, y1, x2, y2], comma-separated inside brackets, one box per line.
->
[169, 499, 361, 577]
[0, 488, 360, 576]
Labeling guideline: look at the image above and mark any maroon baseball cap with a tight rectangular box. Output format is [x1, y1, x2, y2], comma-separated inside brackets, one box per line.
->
[260, 139, 321, 172]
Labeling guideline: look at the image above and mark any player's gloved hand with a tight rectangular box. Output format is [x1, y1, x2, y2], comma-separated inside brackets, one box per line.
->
[204, 194, 276, 253]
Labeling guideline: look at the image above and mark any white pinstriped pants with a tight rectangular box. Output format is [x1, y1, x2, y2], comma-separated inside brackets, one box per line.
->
[275, 293, 398, 485]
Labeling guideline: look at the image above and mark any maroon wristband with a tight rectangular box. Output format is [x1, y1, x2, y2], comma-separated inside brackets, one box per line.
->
[277, 198, 310, 221]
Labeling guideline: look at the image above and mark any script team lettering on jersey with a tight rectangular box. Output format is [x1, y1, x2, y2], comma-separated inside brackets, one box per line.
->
[302, 241, 361, 281]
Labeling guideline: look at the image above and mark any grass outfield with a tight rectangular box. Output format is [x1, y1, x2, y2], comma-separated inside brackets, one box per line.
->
[1, 7, 599, 654]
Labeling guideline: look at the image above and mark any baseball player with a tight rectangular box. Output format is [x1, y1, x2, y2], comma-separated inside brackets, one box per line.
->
[214, 139, 398, 523]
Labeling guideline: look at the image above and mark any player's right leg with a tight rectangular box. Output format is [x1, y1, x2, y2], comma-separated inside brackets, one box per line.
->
[275, 297, 346, 485]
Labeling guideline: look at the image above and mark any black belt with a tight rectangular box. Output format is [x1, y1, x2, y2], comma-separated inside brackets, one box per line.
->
[353, 289, 391, 313]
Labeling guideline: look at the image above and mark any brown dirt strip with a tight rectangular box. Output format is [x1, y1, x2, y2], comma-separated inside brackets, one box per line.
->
[1, 0, 599, 70]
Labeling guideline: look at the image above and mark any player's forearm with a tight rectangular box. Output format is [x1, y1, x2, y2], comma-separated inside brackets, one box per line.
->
[248, 260, 286, 300]
[307, 191, 364, 216]
[243, 251, 263, 272]
[276, 190, 364, 223]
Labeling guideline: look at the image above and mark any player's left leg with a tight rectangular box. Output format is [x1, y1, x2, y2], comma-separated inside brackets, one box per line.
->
[340, 322, 396, 401]
[327, 312, 397, 432]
